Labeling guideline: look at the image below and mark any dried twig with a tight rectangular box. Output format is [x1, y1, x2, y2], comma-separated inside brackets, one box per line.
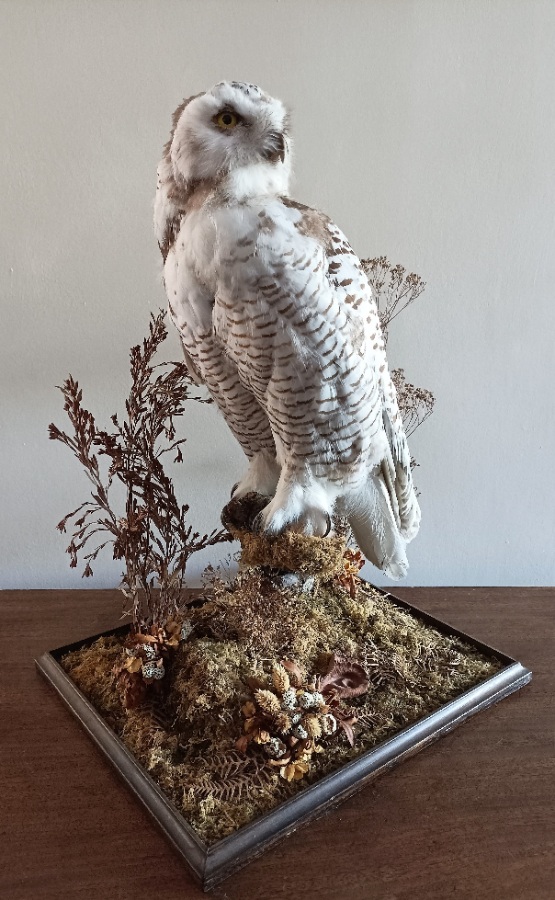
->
[361, 256, 435, 448]
[361, 256, 426, 344]
[391, 368, 435, 438]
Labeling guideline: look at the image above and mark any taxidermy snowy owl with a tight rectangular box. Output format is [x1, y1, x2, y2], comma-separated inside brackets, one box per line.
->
[154, 81, 420, 579]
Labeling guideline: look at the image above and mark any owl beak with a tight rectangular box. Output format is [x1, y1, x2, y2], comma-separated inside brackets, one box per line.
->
[264, 132, 285, 164]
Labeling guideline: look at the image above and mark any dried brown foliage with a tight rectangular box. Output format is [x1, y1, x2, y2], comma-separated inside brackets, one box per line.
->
[195, 568, 303, 653]
[334, 548, 365, 598]
[49, 311, 230, 627]
[237, 655, 367, 780]
[361, 256, 426, 343]
[112, 617, 186, 708]
[361, 256, 435, 443]
[391, 368, 435, 438]
[319, 652, 369, 699]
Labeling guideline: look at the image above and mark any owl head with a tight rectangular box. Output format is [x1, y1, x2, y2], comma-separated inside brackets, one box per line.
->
[167, 82, 292, 198]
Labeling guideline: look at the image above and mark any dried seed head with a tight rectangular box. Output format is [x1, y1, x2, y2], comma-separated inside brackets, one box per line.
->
[281, 687, 297, 711]
[303, 714, 322, 739]
[255, 688, 282, 718]
[321, 713, 338, 735]
[292, 723, 308, 740]
[274, 712, 292, 734]
[298, 690, 316, 710]
[265, 737, 287, 759]
[141, 661, 165, 680]
[272, 664, 290, 695]
[180, 621, 194, 641]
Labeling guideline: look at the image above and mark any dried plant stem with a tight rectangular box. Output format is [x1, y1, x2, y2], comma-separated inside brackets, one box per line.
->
[361, 256, 435, 447]
[49, 311, 231, 628]
[361, 256, 426, 344]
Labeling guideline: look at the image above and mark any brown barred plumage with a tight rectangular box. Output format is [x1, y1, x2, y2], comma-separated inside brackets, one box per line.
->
[154, 82, 420, 578]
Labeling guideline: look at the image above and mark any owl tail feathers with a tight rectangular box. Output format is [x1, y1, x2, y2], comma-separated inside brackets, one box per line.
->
[380, 408, 421, 543]
[347, 473, 410, 581]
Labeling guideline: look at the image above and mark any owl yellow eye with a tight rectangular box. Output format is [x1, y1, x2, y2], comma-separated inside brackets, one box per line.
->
[215, 110, 238, 129]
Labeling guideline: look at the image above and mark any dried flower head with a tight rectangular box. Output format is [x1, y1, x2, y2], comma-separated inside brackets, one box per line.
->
[391, 368, 436, 438]
[112, 615, 189, 707]
[303, 714, 322, 739]
[359, 256, 435, 466]
[274, 712, 293, 734]
[237, 654, 369, 779]
[254, 689, 282, 718]
[360, 257, 425, 344]
[271, 664, 290, 694]
[281, 687, 298, 710]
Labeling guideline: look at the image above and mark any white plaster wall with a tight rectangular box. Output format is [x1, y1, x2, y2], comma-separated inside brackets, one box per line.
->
[1, 0, 553, 589]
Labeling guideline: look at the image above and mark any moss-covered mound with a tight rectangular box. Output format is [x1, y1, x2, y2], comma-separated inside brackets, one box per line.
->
[62, 561, 501, 845]
[221, 491, 347, 577]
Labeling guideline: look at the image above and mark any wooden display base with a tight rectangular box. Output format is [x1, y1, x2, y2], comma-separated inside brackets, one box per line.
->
[35, 589, 531, 892]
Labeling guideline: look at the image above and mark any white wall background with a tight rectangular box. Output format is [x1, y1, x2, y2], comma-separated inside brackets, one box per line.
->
[1, 0, 554, 589]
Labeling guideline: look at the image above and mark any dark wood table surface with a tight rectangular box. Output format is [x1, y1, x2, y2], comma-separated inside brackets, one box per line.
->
[1, 588, 553, 900]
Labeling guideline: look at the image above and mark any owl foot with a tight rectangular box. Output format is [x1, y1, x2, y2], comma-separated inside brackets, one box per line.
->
[255, 494, 332, 539]
[253, 469, 337, 538]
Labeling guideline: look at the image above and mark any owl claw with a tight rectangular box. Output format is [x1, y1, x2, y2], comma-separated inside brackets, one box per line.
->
[230, 482, 239, 499]
[255, 498, 332, 540]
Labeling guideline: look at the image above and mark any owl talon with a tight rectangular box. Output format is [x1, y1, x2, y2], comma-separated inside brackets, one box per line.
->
[230, 482, 239, 498]
[323, 512, 332, 538]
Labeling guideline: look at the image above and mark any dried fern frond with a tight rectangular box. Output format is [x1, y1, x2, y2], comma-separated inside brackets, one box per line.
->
[194, 751, 275, 802]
